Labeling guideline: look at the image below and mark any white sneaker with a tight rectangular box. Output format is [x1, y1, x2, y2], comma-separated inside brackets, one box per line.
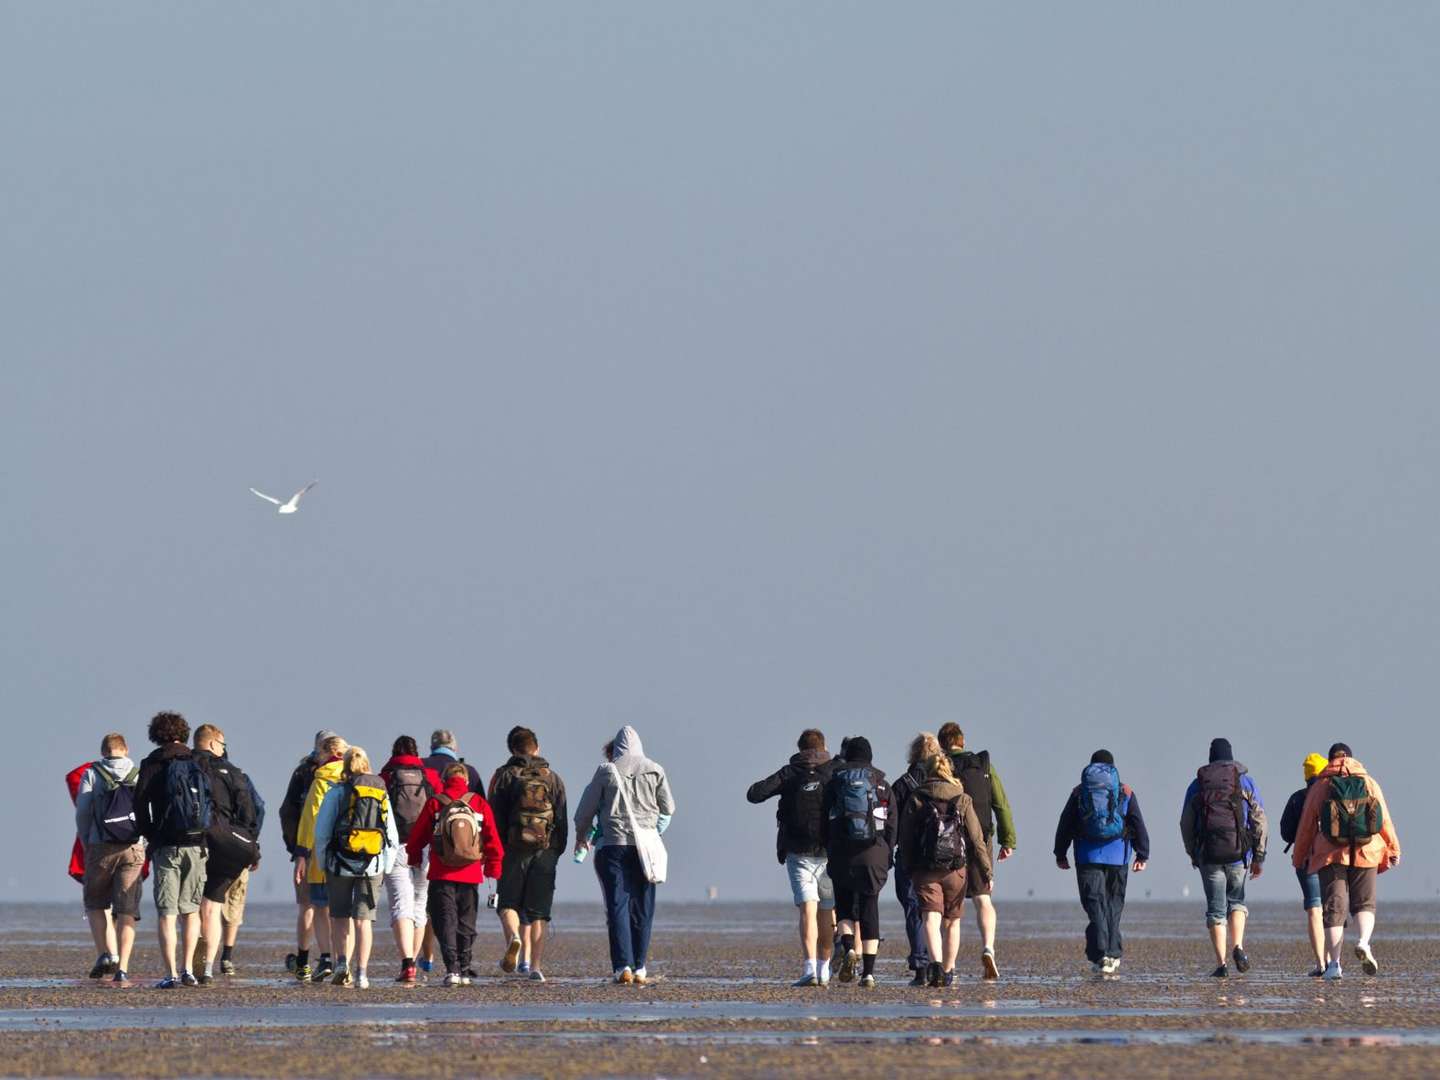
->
[528, 969, 545, 983]
[357, 974, 370, 990]
[1102, 957, 1121, 974]
[633, 967, 649, 985]
[615, 967, 634, 984]
[1323, 960, 1343, 981]
[443, 973, 462, 988]
[1355, 943, 1378, 976]
[818, 964, 831, 987]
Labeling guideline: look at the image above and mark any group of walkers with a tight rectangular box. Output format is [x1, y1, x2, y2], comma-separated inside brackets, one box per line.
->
[749, 728, 1401, 986]
[68, 711, 1401, 989]
[69, 714, 676, 989]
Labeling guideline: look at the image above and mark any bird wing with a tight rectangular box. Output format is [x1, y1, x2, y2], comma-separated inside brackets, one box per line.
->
[289, 479, 318, 505]
[250, 488, 283, 505]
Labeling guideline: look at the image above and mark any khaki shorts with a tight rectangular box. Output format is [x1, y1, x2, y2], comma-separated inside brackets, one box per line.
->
[1320, 864, 1378, 929]
[327, 874, 381, 921]
[222, 868, 249, 926]
[153, 843, 207, 916]
[909, 867, 968, 919]
[82, 842, 145, 919]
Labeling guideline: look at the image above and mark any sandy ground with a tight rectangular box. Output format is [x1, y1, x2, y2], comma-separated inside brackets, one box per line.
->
[3, 899, 1438, 1077]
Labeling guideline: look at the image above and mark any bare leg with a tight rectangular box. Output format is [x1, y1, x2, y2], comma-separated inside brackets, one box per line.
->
[158, 914, 179, 978]
[296, 902, 313, 952]
[115, 915, 137, 972]
[922, 910, 943, 963]
[334, 917, 355, 968]
[223, 916, 241, 948]
[819, 907, 837, 956]
[1355, 910, 1376, 947]
[1209, 922, 1228, 966]
[313, 905, 333, 953]
[86, 910, 112, 957]
[1325, 923, 1344, 965]
[1229, 908, 1247, 951]
[973, 894, 997, 952]
[422, 923, 436, 964]
[392, 916, 415, 959]
[355, 920, 373, 973]
[798, 901, 818, 962]
[527, 921, 547, 971]
[200, 898, 224, 970]
[942, 917, 962, 971]
[1307, 908, 1325, 969]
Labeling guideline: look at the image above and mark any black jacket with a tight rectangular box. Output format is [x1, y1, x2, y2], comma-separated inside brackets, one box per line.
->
[747, 749, 836, 862]
[135, 742, 202, 847]
[890, 762, 926, 860]
[280, 754, 316, 857]
[1052, 786, 1151, 863]
[1279, 779, 1318, 851]
[424, 752, 484, 794]
[195, 749, 259, 831]
[822, 761, 896, 871]
[487, 754, 569, 855]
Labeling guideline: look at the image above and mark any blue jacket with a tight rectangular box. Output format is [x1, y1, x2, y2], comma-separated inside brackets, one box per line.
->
[1179, 762, 1268, 867]
[1053, 785, 1150, 866]
[313, 778, 400, 878]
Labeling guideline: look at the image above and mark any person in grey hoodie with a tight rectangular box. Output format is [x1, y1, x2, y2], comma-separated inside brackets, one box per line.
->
[74, 732, 145, 986]
[574, 726, 676, 984]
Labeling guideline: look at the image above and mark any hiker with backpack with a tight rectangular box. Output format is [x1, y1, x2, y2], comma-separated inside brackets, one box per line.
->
[74, 732, 145, 987]
[897, 735, 990, 988]
[822, 736, 895, 988]
[425, 729, 484, 793]
[1180, 738, 1268, 977]
[1290, 743, 1401, 980]
[405, 761, 506, 986]
[574, 725, 676, 985]
[381, 736, 441, 985]
[192, 724, 263, 984]
[488, 726, 568, 982]
[134, 711, 210, 989]
[746, 728, 839, 987]
[937, 723, 1015, 980]
[1053, 750, 1150, 975]
[889, 738, 933, 985]
[312, 746, 401, 989]
[293, 733, 349, 983]
[1279, 752, 1331, 976]
[280, 730, 338, 979]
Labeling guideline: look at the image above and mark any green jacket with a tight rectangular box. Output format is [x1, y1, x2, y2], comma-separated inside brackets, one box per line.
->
[948, 750, 1018, 851]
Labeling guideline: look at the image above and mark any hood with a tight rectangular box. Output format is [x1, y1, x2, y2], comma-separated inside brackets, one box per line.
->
[429, 745, 460, 761]
[919, 775, 966, 801]
[145, 742, 192, 765]
[441, 773, 473, 799]
[789, 748, 831, 769]
[612, 725, 643, 760]
[384, 754, 427, 771]
[1322, 756, 1368, 779]
[314, 757, 346, 783]
[504, 753, 550, 770]
[97, 756, 135, 780]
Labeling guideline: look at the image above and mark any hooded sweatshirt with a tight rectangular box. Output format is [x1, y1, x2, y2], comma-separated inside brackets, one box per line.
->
[405, 772, 505, 884]
[746, 747, 835, 861]
[74, 756, 139, 848]
[822, 748, 895, 871]
[135, 742, 204, 847]
[312, 773, 401, 878]
[1291, 757, 1401, 875]
[574, 726, 676, 848]
[487, 754, 568, 856]
[899, 772, 992, 879]
[295, 757, 347, 884]
[380, 754, 442, 793]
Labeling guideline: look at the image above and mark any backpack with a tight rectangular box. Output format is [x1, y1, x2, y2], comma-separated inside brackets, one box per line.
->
[1078, 763, 1126, 842]
[784, 766, 828, 854]
[328, 774, 391, 874]
[509, 763, 556, 852]
[1320, 774, 1383, 846]
[386, 766, 434, 842]
[161, 756, 212, 837]
[1279, 786, 1309, 852]
[205, 762, 261, 865]
[952, 751, 994, 838]
[915, 795, 967, 871]
[433, 792, 485, 868]
[1193, 762, 1247, 864]
[830, 766, 879, 846]
[92, 766, 140, 845]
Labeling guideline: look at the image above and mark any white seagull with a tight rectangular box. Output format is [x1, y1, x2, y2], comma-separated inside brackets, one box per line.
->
[250, 480, 318, 514]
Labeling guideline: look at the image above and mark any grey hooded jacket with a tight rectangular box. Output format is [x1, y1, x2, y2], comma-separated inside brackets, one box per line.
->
[574, 726, 676, 847]
[74, 756, 139, 848]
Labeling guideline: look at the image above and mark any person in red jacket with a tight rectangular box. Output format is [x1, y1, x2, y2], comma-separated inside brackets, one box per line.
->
[405, 763, 504, 987]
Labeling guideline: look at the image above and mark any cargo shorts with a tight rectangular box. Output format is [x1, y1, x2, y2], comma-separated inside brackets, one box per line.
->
[82, 841, 145, 919]
[153, 843, 207, 916]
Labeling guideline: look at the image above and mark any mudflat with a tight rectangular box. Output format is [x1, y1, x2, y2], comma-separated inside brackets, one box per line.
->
[2, 899, 1437, 1077]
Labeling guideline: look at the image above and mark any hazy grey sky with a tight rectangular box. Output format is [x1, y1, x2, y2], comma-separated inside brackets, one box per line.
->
[5, 5, 1438, 905]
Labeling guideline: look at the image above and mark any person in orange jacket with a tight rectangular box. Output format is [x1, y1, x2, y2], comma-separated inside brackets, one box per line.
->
[1291, 743, 1401, 980]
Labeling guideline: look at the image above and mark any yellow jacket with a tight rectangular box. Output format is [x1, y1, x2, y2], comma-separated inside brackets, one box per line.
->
[296, 758, 347, 884]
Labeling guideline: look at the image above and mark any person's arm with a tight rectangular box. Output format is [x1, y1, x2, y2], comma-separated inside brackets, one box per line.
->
[311, 787, 339, 869]
[279, 766, 308, 856]
[881, 783, 898, 853]
[476, 796, 505, 880]
[550, 775, 569, 855]
[1372, 778, 1401, 868]
[656, 768, 676, 817]
[134, 761, 157, 843]
[989, 766, 1018, 853]
[405, 799, 436, 867]
[294, 777, 326, 861]
[572, 769, 605, 850]
[1126, 791, 1150, 866]
[247, 774, 267, 836]
[1244, 778, 1267, 871]
[1178, 781, 1199, 865]
[489, 772, 512, 844]
[1053, 790, 1078, 866]
[74, 767, 97, 845]
[1291, 783, 1320, 871]
[966, 802, 993, 880]
[382, 795, 401, 874]
[745, 765, 789, 804]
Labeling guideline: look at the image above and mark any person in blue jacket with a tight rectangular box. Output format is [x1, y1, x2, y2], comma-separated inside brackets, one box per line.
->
[1054, 750, 1149, 974]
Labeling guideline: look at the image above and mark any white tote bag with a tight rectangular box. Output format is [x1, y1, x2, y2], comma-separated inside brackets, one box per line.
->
[609, 764, 668, 884]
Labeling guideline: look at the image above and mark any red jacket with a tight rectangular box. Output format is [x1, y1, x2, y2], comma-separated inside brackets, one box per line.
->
[65, 763, 89, 882]
[405, 773, 504, 883]
[380, 754, 443, 793]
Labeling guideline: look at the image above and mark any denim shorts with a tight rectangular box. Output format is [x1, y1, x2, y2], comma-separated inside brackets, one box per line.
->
[308, 881, 330, 906]
[785, 853, 835, 909]
[1296, 866, 1322, 911]
[1200, 863, 1247, 926]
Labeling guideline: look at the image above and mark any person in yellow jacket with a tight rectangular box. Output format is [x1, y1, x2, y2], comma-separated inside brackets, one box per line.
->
[292, 734, 348, 982]
[1291, 742, 1401, 980]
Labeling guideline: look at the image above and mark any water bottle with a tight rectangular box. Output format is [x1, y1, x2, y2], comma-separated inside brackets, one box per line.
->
[573, 845, 589, 865]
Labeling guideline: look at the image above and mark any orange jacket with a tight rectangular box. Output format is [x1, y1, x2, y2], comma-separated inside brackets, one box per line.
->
[1291, 757, 1400, 875]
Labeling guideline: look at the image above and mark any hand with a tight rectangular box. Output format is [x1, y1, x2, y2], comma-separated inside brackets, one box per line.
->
[1132, 859, 1147, 873]
[1389, 855, 1400, 869]
[1055, 856, 1070, 870]
[293, 856, 306, 888]
[574, 842, 588, 857]
[998, 847, 1013, 861]
[1250, 861, 1264, 879]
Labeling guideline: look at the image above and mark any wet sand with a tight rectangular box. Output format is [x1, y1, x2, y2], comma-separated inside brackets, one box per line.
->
[3, 900, 1438, 1077]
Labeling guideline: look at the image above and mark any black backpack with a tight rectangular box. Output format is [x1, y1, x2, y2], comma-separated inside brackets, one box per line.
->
[92, 766, 140, 845]
[1193, 762, 1247, 864]
[1279, 786, 1309, 852]
[915, 795, 967, 871]
[205, 761, 261, 866]
[952, 751, 993, 838]
[387, 766, 434, 842]
[161, 756, 212, 837]
[784, 766, 828, 854]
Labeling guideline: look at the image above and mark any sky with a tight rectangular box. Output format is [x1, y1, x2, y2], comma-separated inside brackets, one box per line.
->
[4, 4, 1438, 906]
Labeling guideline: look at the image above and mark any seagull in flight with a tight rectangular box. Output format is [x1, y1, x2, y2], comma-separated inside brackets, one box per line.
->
[250, 480, 318, 514]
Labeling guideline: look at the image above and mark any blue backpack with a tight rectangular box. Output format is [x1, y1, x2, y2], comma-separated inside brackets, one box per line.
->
[1078, 762, 1126, 841]
[162, 756, 212, 837]
[831, 767, 879, 845]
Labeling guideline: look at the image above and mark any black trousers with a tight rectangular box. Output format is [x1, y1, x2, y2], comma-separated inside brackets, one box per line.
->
[427, 880, 478, 973]
[1076, 863, 1128, 963]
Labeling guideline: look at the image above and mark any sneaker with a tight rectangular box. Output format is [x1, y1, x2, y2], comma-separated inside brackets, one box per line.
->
[633, 967, 649, 985]
[333, 968, 353, 987]
[154, 976, 179, 990]
[112, 971, 131, 989]
[926, 962, 943, 989]
[909, 969, 928, 987]
[943, 970, 955, 987]
[1309, 965, 1325, 977]
[1232, 946, 1251, 973]
[1102, 957, 1121, 975]
[1356, 943, 1379, 976]
[1211, 964, 1229, 978]
[838, 949, 858, 983]
[1323, 960, 1343, 981]
[615, 967, 634, 985]
[284, 953, 297, 973]
[180, 972, 199, 988]
[220, 960, 236, 977]
[198, 972, 214, 986]
[459, 974, 473, 986]
[357, 974, 370, 990]
[314, 958, 335, 981]
[398, 966, 417, 986]
[1090, 961, 1104, 974]
[792, 973, 819, 987]
[462, 967, 480, 980]
[859, 973, 876, 988]
[443, 972, 462, 988]
[502, 936, 522, 973]
[528, 969, 546, 983]
[517, 960, 531, 975]
[89, 955, 116, 979]
[818, 966, 831, 987]
[294, 964, 312, 983]
[981, 948, 999, 980]
[418, 958, 434, 974]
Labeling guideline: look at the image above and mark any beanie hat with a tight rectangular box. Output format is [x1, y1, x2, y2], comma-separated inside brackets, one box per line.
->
[313, 729, 339, 755]
[1303, 753, 1328, 782]
[844, 736, 873, 764]
[1209, 738, 1233, 763]
[1090, 749, 1115, 765]
[1328, 742, 1352, 760]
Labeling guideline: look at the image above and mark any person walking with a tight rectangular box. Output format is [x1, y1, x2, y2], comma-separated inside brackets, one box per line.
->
[897, 736, 990, 988]
[380, 736, 440, 985]
[279, 730, 337, 978]
[191, 724, 262, 985]
[890, 740, 933, 986]
[313, 746, 401, 989]
[425, 729, 484, 793]
[1291, 743, 1401, 980]
[822, 736, 895, 989]
[488, 726, 567, 982]
[574, 726, 676, 985]
[746, 728, 839, 987]
[74, 732, 145, 987]
[1180, 737, 1267, 977]
[293, 733, 348, 983]
[1053, 750, 1150, 974]
[1279, 752, 1331, 976]
[405, 762, 505, 986]
[937, 723, 1016, 979]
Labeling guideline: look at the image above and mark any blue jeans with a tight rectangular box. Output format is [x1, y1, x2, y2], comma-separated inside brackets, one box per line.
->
[891, 861, 929, 970]
[1296, 866, 1322, 911]
[596, 845, 656, 973]
[1200, 863, 1247, 926]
